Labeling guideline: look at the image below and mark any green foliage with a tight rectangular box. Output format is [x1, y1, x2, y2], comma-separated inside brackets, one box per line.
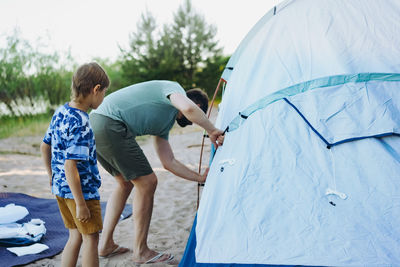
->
[0, 31, 32, 115]
[93, 58, 130, 94]
[31, 64, 73, 108]
[120, 11, 165, 84]
[168, 0, 222, 89]
[0, 30, 74, 115]
[120, 0, 227, 95]
[0, 0, 231, 132]
[196, 54, 230, 96]
[0, 112, 51, 139]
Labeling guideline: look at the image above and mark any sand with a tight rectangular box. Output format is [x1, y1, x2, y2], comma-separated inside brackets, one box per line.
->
[0, 116, 214, 266]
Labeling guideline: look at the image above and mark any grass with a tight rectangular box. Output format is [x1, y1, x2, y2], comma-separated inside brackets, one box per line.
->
[0, 113, 52, 139]
[0, 99, 223, 140]
[0, 112, 151, 145]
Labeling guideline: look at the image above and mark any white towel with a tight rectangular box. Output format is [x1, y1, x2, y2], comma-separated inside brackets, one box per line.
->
[0, 204, 29, 224]
[7, 243, 49, 256]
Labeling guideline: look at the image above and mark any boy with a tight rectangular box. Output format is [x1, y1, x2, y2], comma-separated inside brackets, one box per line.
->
[40, 62, 109, 267]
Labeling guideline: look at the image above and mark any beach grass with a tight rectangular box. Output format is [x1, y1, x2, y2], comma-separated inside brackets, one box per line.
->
[0, 113, 52, 139]
[0, 112, 150, 144]
[0, 101, 222, 140]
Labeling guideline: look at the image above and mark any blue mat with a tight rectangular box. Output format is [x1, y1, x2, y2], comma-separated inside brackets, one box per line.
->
[0, 192, 132, 267]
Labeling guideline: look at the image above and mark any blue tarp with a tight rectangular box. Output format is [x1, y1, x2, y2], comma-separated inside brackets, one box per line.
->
[0, 193, 132, 267]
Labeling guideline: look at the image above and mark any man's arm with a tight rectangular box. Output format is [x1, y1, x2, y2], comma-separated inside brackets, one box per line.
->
[169, 93, 224, 147]
[40, 142, 52, 187]
[64, 159, 91, 222]
[154, 136, 208, 182]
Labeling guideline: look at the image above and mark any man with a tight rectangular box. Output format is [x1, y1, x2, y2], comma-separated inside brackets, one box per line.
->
[89, 80, 224, 264]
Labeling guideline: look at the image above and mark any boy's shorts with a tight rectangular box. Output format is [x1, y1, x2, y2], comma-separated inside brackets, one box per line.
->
[90, 113, 153, 181]
[56, 196, 103, 235]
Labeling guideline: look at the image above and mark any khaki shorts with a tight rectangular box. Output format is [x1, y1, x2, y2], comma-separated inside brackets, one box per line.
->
[90, 113, 153, 181]
[56, 196, 103, 235]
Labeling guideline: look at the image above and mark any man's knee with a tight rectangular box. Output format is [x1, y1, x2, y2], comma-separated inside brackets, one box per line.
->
[131, 173, 157, 194]
[114, 174, 134, 192]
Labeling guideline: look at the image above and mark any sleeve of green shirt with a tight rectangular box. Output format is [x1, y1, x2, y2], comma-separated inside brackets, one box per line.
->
[161, 81, 186, 99]
[158, 81, 186, 140]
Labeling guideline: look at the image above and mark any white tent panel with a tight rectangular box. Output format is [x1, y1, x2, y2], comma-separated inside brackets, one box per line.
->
[196, 98, 400, 265]
[195, 0, 400, 265]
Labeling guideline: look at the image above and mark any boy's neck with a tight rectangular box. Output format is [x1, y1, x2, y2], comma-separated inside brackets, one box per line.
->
[69, 99, 90, 112]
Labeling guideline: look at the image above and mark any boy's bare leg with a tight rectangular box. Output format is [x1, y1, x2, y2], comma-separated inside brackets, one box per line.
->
[82, 232, 99, 267]
[61, 229, 82, 267]
[99, 174, 133, 256]
[130, 172, 171, 263]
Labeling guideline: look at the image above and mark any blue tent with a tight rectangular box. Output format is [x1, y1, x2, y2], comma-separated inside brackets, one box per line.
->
[180, 0, 400, 266]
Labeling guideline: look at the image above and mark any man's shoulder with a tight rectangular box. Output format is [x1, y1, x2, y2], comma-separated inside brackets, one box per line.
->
[141, 80, 184, 90]
[155, 80, 185, 97]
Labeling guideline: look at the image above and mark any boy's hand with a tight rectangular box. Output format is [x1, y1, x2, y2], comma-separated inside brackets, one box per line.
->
[76, 203, 91, 223]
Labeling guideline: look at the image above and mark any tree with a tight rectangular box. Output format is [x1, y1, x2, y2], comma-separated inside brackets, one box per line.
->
[0, 30, 74, 116]
[196, 54, 230, 97]
[0, 31, 34, 115]
[166, 0, 222, 89]
[93, 57, 127, 94]
[120, 11, 163, 84]
[120, 0, 226, 94]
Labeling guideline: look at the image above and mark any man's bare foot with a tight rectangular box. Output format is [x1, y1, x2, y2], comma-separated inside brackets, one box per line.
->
[132, 250, 175, 264]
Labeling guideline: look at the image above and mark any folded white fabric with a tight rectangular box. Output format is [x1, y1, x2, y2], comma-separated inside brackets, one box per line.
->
[0, 204, 29, 224]
[7, 243, 49, 256]
[0, 219, 46, 241]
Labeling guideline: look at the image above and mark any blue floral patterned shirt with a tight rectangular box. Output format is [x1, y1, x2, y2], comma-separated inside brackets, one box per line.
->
[43, 103, 101, 200]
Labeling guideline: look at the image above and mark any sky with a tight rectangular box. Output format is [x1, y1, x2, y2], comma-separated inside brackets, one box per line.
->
[0, 0, 283, 64]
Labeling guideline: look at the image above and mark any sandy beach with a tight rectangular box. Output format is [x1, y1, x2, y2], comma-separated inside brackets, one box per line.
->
[0, 113, 215, 266]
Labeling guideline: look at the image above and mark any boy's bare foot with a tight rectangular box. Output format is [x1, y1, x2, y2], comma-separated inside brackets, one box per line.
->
[99, 244, 130, 258]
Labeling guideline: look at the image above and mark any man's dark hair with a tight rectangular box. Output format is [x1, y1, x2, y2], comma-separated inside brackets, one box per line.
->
[176, 88, 209, 128]
[186, 88, 209, 114]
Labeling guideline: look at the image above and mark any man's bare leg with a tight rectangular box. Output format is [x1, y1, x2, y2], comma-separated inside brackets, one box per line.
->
[130, 172, 171, 263]
[98, 174, 132, 256]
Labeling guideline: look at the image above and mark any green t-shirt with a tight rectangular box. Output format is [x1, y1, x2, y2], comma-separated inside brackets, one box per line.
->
[92, 80, 185, 139]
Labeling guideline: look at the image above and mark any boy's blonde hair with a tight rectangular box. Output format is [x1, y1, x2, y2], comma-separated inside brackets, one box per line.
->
[71, 62, 110, 100]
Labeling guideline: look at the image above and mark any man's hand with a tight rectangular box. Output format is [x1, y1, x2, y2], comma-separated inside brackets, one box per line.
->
[208, 129, 224, 147]
[169, 93, 225, 147]
[199, 167, 209, 183]
[76, 203, 91, 223]
[216, 134, 225, 147]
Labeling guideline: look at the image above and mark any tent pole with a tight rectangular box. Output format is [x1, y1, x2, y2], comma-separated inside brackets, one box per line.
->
[197, 78, 225, 209]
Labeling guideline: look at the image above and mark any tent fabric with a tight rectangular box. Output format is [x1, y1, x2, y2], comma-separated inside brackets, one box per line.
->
[284, 78, 400, 147]
[180, 216, 297, 267]
[226, 73, 400, 132]
[0, 193, 132, 267]
[180, 0, 400, 266]
[216, 0, 400, 131]
[196, 97, 400, 266]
